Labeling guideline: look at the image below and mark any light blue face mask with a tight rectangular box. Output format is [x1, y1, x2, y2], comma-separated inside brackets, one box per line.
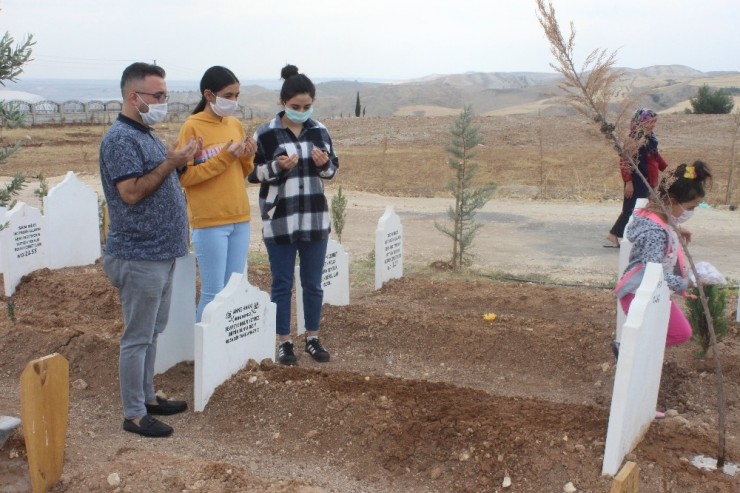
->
[284, 106, 313, 123]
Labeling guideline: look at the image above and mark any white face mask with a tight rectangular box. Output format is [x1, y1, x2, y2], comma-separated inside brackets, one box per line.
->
[210, 96, 239, 117]
[672, 209, 694, 224]
[137, 95, 168, 125]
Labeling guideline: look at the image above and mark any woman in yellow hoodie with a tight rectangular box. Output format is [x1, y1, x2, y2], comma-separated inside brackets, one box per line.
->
[177, 66, 255, 322]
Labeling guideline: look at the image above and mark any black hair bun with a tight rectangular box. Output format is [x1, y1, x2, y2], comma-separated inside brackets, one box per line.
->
[280, 64, 299, 80]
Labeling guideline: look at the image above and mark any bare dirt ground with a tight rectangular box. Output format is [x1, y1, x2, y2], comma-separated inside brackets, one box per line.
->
[1, 115, 739, 492]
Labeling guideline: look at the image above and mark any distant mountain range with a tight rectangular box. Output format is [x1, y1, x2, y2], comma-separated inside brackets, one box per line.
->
[236, 65, 740, 118]
[2, 65, 738, 118]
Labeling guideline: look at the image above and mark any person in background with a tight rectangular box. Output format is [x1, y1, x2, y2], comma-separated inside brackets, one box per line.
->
[250, 64, 339, 366]
[605, 108, 668, 247]
[100, 62, 199, 438]
[177, 66, 256, 322]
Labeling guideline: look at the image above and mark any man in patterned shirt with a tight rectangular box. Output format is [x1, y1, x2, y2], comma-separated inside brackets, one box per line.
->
[100, 62, 199, 437]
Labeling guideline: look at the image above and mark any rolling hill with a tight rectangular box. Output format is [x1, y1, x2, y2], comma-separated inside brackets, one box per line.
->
[245, 64, 739, 119]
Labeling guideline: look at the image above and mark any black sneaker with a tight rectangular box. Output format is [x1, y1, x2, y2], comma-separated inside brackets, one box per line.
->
[123, 414, 173, 438]
[305, 338, 330, 362]
[278, 341, 297, 366]
[145, 396, 187, 416]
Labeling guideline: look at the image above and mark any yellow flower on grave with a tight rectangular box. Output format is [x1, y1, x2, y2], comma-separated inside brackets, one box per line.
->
[483, 313, 497, 322]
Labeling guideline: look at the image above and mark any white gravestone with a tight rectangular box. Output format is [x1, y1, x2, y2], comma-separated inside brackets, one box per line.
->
[44, 171, 100, 269]
[615, 198, 649, 342]
[602, 262, 670, 476]
[194, 272, 276, 412]
[295, 239, 350, 335]
[154, 253, 196, 375]
[375, 205, 403, 290]
[0, 203, 46, 296]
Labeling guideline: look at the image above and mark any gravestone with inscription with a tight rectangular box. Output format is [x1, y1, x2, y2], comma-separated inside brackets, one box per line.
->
[375, 205, 403, 290]
[154, 253, 196, 375]
[295, 239, 349, 335]
[603, 262, 670, 476]
[0, 203, 46, 296]
[44, 171, 100, 269]
[194, 272, 276, 412]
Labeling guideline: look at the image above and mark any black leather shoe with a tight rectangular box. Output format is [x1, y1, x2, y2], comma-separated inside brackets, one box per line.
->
[145, 396, 187, 416]
[123, 414, 173, 438]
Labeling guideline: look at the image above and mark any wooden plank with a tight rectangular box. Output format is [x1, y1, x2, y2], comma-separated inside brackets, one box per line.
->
[610, 461, 640, 493]
[101, 203, 109, 245]
[20, 353, 69, 493]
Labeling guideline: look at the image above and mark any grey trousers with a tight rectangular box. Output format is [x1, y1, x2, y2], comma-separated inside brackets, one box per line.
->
[104, 256, 176, 420]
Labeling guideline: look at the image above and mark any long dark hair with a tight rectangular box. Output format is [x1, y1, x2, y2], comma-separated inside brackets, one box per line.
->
[279, 64, 315, 103]
[658, 160, 712, 203]
[192, 66, 239, 114]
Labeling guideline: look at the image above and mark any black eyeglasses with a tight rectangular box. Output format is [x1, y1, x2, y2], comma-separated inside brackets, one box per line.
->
[136, 91, 169, 102]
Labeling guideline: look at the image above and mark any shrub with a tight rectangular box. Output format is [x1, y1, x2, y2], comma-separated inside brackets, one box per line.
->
[686, 285, 730, 357]
[690, 85, 734, 114]
[331, 185, 347, 243]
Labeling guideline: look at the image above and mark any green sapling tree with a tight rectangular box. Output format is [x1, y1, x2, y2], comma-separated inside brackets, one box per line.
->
[331, 185, 348, 243]
[435, 105, 495, 269]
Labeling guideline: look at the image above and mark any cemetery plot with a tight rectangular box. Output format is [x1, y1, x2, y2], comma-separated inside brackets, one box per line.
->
[0, 171, 100, 296]
[194, 272, 275, 412]
[0, 247, 736, 492]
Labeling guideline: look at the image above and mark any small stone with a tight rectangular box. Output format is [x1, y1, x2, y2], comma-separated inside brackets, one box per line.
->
[563, 481, 577, 492]
[430, 466, 443, 480]
[107, 472, 121, 486]
[72, 379, 88, 390]
[259, 358, 275, 370]
[502, 475, 512, 488]
[306, 429, 319, 439]
[245, 359, 260, 371]
[248, 376, 258, 384]
[665, 409, 679, 418]
[675, 416, 691, 427]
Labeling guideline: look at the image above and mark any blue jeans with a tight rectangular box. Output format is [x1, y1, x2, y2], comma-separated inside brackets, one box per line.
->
[265, 238, 328, 336]
[103, 256, 176, 420]
[192, 221, 250, 322]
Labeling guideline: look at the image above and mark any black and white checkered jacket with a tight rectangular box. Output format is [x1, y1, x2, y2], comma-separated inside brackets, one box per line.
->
[251, 112, 338, 244]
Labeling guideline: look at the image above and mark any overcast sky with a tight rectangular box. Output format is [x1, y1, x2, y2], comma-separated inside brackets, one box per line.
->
[2, 0, 738, 81]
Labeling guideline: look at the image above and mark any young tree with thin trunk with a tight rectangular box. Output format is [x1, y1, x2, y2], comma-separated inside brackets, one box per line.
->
[727, 107, 740, 206]
[435, 105, 495, 269]
[0, 26, 34, 209]
[536, 0, 728, 467]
